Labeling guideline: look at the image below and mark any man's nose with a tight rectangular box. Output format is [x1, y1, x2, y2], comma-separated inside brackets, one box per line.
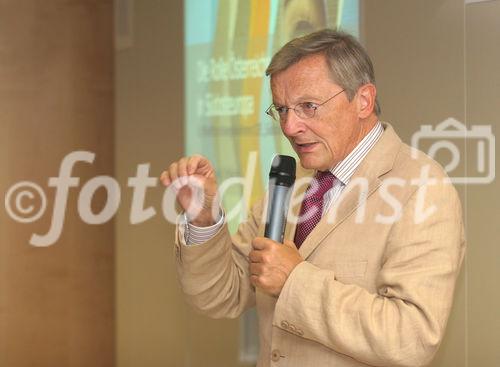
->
[281, 110, 306, 136]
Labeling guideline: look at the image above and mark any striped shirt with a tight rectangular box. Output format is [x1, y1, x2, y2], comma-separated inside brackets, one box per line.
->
[183, 121, 384, 245]
[323, 121, 384, 213]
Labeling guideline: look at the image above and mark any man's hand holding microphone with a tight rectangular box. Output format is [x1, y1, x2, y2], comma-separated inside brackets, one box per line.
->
[160, 155, 303, 297]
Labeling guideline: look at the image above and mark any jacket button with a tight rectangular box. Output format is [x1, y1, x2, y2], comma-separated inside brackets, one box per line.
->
[280, 320, 289, 329]
[271, 349, 281, 362]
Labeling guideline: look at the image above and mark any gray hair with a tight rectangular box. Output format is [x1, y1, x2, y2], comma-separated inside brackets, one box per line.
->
[266, 29, 381, 115]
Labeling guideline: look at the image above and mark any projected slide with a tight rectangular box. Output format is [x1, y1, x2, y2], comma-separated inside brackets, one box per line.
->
[185, 0, 359, 231]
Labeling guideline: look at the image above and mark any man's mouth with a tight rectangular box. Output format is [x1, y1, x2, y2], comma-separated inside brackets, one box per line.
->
[294, 142, 318, 152]
[296, 142, 315, 147]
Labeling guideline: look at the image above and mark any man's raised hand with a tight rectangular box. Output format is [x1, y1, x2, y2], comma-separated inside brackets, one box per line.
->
[160, 155, 219, 227]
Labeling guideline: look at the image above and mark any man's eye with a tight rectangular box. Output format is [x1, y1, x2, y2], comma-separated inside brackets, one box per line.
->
[301, 102, 318, 110]
[275, 106, 288, 114]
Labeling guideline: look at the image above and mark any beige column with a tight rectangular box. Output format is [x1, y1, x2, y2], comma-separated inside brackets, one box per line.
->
[0, 1, 115, 366]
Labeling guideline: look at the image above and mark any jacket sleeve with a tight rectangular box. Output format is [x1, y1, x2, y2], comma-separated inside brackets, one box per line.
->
[174, 199, 265, 319]
[273, 176, 466, 367]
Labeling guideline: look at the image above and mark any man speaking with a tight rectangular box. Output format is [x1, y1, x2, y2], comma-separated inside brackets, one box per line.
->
[161, 29, 465, 367]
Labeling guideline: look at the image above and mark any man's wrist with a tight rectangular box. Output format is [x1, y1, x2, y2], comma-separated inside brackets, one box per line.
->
[187, 207, 222, 227]
[184, 209, 225, 246]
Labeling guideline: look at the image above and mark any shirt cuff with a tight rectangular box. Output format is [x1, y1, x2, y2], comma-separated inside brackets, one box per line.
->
[183, 210, 225, 246]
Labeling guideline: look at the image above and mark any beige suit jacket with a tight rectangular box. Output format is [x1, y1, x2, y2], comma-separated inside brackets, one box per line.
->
[174, 123, 465, 367]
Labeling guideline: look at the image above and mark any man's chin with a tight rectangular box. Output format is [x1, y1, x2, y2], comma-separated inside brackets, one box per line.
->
[298, 156, 327, 171]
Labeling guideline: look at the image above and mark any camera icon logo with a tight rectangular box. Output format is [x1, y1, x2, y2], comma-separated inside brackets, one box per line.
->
[411, 118, 495, 184]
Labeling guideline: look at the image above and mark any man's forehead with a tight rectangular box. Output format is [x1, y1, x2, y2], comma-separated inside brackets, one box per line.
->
[271, 54, 329, 80]
[269, 55, 338, 101]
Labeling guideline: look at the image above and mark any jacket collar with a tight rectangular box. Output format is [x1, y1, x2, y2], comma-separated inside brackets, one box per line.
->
[284, 122, 402, 259]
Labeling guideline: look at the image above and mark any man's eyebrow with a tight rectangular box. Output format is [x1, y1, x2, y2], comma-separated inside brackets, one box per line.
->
[298, 93, 322, 101]
[273, 94, 322, 106]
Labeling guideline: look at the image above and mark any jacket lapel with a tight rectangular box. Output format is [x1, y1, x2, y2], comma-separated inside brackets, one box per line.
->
[289, 123, 402, 259]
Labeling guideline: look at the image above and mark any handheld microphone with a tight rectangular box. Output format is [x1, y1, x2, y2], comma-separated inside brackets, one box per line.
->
[264, 155, 296, 243]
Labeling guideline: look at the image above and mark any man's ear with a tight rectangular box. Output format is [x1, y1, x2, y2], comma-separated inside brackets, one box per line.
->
[356, 83, 377, 118]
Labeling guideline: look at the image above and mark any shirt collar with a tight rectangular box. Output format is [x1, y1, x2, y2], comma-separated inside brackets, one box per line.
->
[330, 121, 384, 185]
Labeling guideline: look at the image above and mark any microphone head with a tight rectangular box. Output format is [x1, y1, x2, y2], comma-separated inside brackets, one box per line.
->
[269, 155, 296, 187]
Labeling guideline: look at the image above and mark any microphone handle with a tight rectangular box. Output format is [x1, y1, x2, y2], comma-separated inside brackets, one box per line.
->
[264, 185, 290, 243]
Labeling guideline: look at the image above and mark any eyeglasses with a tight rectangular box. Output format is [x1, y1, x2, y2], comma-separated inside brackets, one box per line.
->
[265, 89, 345, 121]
